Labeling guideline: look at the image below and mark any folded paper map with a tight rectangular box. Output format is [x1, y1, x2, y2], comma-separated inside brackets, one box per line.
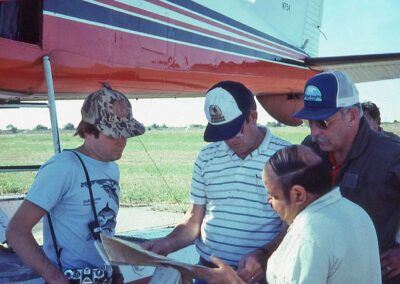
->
[100, 234, 206, 282]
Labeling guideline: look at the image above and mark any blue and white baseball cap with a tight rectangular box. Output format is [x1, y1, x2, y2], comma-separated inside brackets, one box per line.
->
[293, 71, 359, 120]
[204, 81, 255, 142]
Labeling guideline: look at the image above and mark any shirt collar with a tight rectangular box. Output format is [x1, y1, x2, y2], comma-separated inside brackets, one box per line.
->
[223, 126, 271, 158]
[291, 187, 342, 227]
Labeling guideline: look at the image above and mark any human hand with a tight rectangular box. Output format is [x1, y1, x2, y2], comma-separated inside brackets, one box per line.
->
[46, 271, 69, 284]
[237, 249, 266, 283]
[381, 245, 400, 279]
[192, 256, 244, 284]
[141, 237, 173, 256]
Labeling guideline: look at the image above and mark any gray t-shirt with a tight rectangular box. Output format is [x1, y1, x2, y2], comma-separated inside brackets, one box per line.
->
[27, 150, 120, 271]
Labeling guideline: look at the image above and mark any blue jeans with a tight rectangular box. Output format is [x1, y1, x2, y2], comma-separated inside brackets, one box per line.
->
[194, 257, 267, 284]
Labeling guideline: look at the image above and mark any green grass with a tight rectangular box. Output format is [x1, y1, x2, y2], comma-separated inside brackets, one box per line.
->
[2, 124, 398, 208]
[0, 129, 207, 207]
[269, 126, 309, 144]
[381, 123, 400, 136]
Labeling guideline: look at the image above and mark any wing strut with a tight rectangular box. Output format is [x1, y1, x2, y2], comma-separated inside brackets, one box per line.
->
[0, 56, 62, 173]
[0, 56, 62, 247]
[43, 56, 61, 154]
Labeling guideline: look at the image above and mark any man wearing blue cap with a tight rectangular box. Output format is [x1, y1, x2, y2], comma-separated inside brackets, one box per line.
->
[293, 71, 400, 283]
[143, 81, 290, 283]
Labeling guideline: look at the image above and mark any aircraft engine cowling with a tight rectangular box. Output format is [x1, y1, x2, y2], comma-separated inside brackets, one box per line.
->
[256, 93, 304, 126]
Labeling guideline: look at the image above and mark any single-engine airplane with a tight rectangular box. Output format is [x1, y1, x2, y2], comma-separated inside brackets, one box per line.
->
[1, 0, 400, 283]
[1, 0, 398, 126]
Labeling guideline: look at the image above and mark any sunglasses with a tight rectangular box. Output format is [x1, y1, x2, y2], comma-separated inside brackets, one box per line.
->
[303, 107, 354, 130]
[303, 119, 329, 129]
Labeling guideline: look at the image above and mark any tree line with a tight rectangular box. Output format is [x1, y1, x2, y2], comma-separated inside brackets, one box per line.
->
[2, 123, 75, 134]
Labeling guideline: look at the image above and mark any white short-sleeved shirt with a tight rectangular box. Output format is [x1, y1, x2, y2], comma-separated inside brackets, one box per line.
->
[191, 127, 290, 266]
[27, 150, 120, 271]
[267, 188, 381, 284]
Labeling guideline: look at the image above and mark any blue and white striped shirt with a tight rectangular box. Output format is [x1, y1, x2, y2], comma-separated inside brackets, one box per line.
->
[190, 127, 291, 266]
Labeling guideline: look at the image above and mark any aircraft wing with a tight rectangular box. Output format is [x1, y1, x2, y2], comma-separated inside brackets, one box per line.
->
[305, 52, 400, 83]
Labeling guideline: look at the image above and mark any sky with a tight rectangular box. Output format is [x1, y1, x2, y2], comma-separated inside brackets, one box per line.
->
[0, 0, 399, 130]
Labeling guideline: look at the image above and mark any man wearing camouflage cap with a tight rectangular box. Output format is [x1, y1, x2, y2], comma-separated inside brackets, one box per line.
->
[7, 86, 144, 283]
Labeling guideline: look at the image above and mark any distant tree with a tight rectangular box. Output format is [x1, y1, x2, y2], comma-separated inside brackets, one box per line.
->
[161, 124, 167, 129]
[6, 124, 18, 133]
[394, 120, 399, 124]
[151, 123, 160, 129]
[190, 124, 205, 129]
[34, 124, 49, 131]
[267, 121, 283, 127]
[63, 122, 75, 130]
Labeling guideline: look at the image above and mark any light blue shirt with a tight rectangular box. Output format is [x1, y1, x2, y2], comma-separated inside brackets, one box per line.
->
[27, 151, 120, 271]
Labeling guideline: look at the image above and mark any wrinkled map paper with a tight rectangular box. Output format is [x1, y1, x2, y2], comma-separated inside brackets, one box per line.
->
[100, 234, 206, 283]
[0, 209, 9, 243]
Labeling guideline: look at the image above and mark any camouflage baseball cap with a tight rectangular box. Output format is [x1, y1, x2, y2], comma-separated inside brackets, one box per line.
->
[81, 87, 145, 138]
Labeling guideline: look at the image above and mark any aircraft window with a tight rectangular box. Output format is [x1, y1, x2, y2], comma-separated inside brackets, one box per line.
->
[0, 0, 42, 45]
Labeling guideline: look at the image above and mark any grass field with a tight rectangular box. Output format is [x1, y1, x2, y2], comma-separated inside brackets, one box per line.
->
[1, 124, 398, 209]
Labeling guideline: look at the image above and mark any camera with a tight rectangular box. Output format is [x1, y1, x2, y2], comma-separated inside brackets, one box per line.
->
[64, 267, 109, 284]
[88, 220, 101, 240]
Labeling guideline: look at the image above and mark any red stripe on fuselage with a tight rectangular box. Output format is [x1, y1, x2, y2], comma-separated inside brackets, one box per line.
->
[0, 14, 314, 97]
[93, 0, 305, 60]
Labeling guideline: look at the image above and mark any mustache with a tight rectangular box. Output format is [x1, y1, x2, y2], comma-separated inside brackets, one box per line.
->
[311, 135, 327, 144]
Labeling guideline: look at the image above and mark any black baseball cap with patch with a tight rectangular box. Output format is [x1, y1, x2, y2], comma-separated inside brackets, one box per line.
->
[204, 81, 255, 142]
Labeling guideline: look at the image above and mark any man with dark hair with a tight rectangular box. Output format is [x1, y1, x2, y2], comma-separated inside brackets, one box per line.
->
[143, 81, 290, 283]
[193, 145, 381, 283]
[7, 86, 145, 283]
[293, 71, 400, 283]
[361, 101, 399, 140]
[362, 101, 382, 131]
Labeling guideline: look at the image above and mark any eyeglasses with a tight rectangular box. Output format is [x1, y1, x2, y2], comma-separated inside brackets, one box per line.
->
[230, 111, 253, 139]
[303, 119, 329, 130]
[304, 113, 340, 129]
[234, 122, 245, 137]
[303, 107, 355, 130]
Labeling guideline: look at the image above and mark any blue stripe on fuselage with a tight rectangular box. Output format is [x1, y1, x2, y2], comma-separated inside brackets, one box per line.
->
[165, 0, 306, 54]
[44, 0, 306, 67]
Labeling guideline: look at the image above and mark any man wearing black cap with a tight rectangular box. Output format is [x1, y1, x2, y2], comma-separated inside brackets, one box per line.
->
[7, 86, 145, 283]
[293, 71, 400, 283]
[143, 81, 290, 283]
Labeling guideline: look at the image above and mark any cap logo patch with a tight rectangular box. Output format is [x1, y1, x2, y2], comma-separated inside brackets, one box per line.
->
[112, 100, 130, 119]
[209, 105, 225, 123]
[82, 88, 145, 138]
[304, 85, 322, 102]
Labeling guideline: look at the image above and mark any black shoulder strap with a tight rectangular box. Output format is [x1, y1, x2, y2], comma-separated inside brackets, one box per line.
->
[47, 150, 102, 272]
[47, 213, 62, 271]
[69, 150, 101, 239]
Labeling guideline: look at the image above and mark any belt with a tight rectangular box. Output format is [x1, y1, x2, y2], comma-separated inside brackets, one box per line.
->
[199, 257, 238, 270]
